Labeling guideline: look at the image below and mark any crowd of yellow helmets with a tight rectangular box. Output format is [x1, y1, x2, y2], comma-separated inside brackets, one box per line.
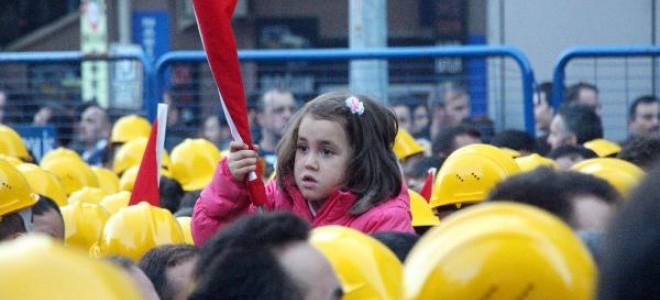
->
[0, 114, 646, 299]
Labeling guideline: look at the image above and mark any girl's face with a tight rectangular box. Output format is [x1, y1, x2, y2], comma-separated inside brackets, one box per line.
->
[294, 115, 352, 203]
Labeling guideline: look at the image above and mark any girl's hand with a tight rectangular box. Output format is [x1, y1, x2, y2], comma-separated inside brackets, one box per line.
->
[227, 141, 259, 182]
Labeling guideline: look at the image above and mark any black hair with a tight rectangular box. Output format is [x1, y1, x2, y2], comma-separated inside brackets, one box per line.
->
[488, 167, 574, 223]
[139, 244, 199, 300]
[558, 104, 603, 144]
[431, 124, 482, 157]
[191, 212, 311, 300]
[407, 156, 445, 179]
[159, 176, 184, 213]
[174, 207, 193, 218]
[618, 136, 660, 171]
[565, 82, 598, 104]
[106, 255, 137, 270]
[548, 144, 598, 160]
[0, 213, 25, 241]
[490, 129, 537, 153]
[276, 92, 402, 214]
[370, 232, 419, 262]
[628, 94, 659, 120]
[32, 195, 61, 217]
[598, 162, 660, 300]
[178, 190, 202, 212]
[488, 167, 620, 228]
[537, 81, 555, 106]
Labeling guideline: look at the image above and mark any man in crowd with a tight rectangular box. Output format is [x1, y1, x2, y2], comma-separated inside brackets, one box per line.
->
[547, 104, 603, 150]
[258, 88, 296, 176]
[565, 82, 601, 114]
[627, 94, 659, 140]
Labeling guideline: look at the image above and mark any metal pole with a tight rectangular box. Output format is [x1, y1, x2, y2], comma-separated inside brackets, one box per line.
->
[349, 0, 388, 103]
[118, 0, 131, 44]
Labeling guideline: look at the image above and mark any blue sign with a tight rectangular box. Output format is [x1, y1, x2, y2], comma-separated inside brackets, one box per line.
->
[132, 11, 171, 62]
[13, 125, 57, 163]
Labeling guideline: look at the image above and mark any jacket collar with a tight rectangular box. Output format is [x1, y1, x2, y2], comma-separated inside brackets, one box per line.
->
[283, 177, 357, 223]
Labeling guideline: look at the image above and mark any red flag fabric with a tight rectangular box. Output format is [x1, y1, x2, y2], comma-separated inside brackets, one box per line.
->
[419, 168, 435, 202]
[193, 0, 266, 206]
[128, 119, 160, 206]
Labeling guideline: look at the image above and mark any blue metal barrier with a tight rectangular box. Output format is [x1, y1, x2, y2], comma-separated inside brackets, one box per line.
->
[552, 46, 660, 140]
[0, 51, 153, 149]
[155, 46, 537, 136]
[0, 51, 153, 113]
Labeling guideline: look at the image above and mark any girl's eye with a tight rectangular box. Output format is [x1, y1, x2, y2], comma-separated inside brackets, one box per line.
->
[297, 145, 308, 152]
[321, 148, 334, 156]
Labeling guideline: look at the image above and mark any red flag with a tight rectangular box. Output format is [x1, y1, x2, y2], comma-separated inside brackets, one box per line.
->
[193, 0, 266, 206]
[419, 167, 436, 202]
[128, 119, 160, 206]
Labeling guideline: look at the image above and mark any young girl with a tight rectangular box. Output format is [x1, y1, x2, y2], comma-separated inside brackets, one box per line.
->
[191, 92, 414, 245]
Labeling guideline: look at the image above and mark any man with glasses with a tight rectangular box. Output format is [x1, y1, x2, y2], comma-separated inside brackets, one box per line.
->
[628, 95, 659, 139]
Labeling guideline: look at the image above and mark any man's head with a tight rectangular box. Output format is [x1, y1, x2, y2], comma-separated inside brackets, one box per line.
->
[548, 144, 598, 170]
[547, 104, 603, 150]
[598, 163, 660, 299]
[535, 82, 555, 132]
[32, 195, 64, 241]
[391, 104, 411, 132]
[566, 82, 600, 114]
[139, 244, 199, 300]
[628, 95, 659, 138]
[191, 212, 341, 300]
[258, 89, 296, 150]
[431, 124, 482, 158]
[441, 83, 471, 125]
[488, 167, 620, 231]
[618, 136, 660, 171]
[79, 104, 110, 147]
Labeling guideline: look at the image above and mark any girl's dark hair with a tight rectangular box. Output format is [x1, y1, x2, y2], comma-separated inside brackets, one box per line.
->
[276, 92, 401, 214]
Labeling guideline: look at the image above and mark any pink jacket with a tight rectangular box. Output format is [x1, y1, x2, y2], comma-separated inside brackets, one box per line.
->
[191, 158, 414, 245]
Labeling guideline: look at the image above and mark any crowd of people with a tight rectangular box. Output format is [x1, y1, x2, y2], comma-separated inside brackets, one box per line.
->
[0, 79, 659, 299]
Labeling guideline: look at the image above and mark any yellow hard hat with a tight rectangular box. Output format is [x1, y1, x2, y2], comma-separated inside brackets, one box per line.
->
[515, 153, 558, 173]
[393, 128, 425, 160]
[67, 187, 109, 205]
[403, 202, 596, 300]
[93, 202, 185, 261]
[0, 125, 31, 162]
[110, 114, 151, 144]
[40, 147, 84, 166]
[499, 147, 521, 158]
[0, 154, 22, 166]
[0, 235, 142, 300]
[92, 167, 120, 194]
[583, 138, 621, 157]
[409, 190, 439, 227]
[310, 226, 403, 300]
[177, 216, 194, 245]
[171, 138, 223, 191]
[41, 156, 99, 195]
[16, 163, 67, 206]
[0, 160, 38, 217]
[61, 202, 111, 252]
[99, 191, 131, 215]
[430, 144, 520, 208]
[112, 137, 171, 175]
[571, 158, 644, 197]
[119, 165, 139, 192]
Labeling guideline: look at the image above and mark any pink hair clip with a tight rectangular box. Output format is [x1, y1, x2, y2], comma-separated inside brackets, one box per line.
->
[345, 96, 365, 115]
